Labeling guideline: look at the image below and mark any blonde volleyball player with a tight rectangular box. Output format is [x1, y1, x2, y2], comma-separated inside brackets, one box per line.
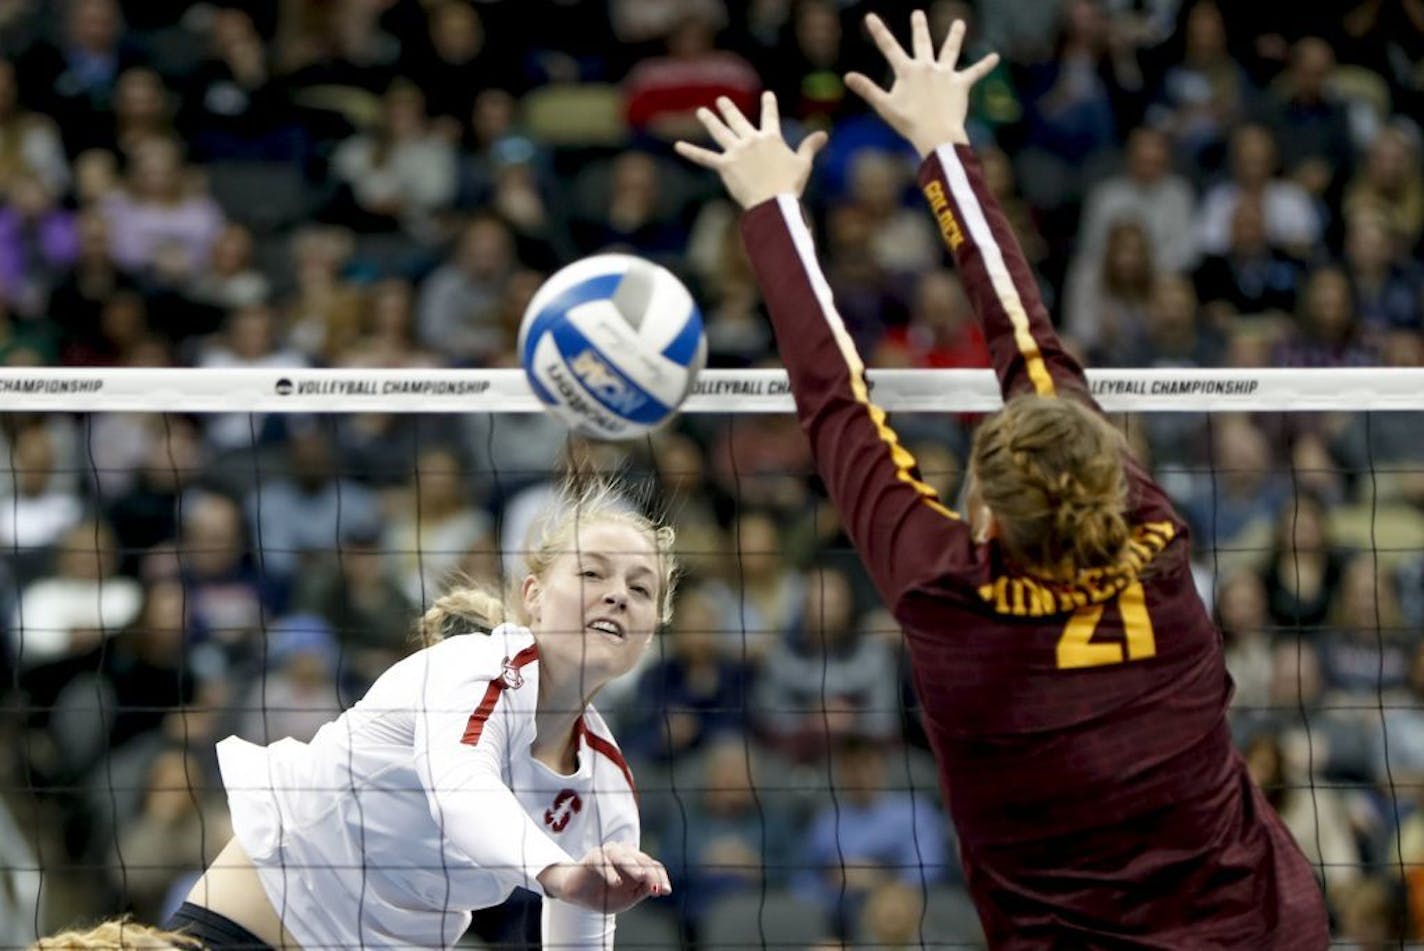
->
[168, 481, 673, 950]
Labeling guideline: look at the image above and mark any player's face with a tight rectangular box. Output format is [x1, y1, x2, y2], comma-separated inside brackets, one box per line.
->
[524, 521, 661, 687]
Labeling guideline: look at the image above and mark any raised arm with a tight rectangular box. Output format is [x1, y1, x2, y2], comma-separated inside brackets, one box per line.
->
[847, 12, 1093, 406]
[675, 93, 978, 609]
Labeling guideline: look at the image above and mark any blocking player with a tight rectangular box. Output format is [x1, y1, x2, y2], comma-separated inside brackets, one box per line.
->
[169, 480, 672, 949]
[676, 11, 1328, 948]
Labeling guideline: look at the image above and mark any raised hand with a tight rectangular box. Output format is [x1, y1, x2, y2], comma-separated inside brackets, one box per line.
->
[845, 10, 1000, 157]
[538, 842, 672, 914]
[674, 91, 828, 210]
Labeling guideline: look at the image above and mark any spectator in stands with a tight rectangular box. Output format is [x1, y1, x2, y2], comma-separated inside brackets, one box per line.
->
[623, 3, 759, 142]
[283, 225, 363, 364]
[977, 147, 1048, 278]
[841, 149, 938, 275]
[685, 201, 773, 367]
[416, 213, 515, 363]
[91, 578, 196, 755]
[1334, 876, 1407, 951]
[623, 584, 751, 762]
[11, 517, 140, 670]
[235, 613, 343, 744]
[111, 746, 230, 923]
[0, 295, 54, 364]
[337, 277, 436, 369]
[275, 0, 399, 96]
[242, 425, 380, 588]
[1259, 492, 1344, 634]
[383, 445, 490, 606]
[1063, 218, 1156, 366]
[858, 879, 929, 951]
[0, 422, 83, 558]
[111, 66, 174, 158]
[0, 170, 78, 318]
[1243, 730, 1363, 897]
[1077, 126, 1199, 273]
[185, 223, 270, 314]
[1192, 195, 1305, 322]
[793, 734, 949, 937]
[0, 56, 69, 198]
[1321, 553, 1410, 695]
[656, 737, 800, 943]
[1181, 414, 1286, 556]
[291, 523, 415, 692]
[1234, 639, 1375, 785]
[1375, 642, 1424, 817]
[326, 80, 457, 242]
[182, 6, 298, 162]
[197, 302, 305, 451]
[48, 209, 136, 365]
[1331, 328, 1424, 507]
[571, 149, 692, 263]
[1216, 570, 1275, 714]
[1197, 123, 1322, 258]
[1342, 209, 1423, 339]
[177, 491, 268, 664]
[1275, 266, 1378, 367]
[99, 136, 225, 277]
[703, 511, 804, 661]
[1016, 0, 1142, 212]
[1130, 274, 1223, 367]
[1343, 121, 1424, 252]
[1257, 36, 1354, 202]
[763, 0, 857, 129]
[401, 1, 509, 125]
[873, 270, 989, 370]
[104, 415, 204, 574]
[753, 564, 900, 760]
[16, 0, 142, 156]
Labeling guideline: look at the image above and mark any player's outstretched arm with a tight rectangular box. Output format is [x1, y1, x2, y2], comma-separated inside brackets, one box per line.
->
[676, 93, 976, 609]
[849, 11, 1093, 405]
[539, 842, 671, 917]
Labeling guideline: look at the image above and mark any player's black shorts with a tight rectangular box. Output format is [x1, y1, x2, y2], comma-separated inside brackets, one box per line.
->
[165, 902, 275, 950]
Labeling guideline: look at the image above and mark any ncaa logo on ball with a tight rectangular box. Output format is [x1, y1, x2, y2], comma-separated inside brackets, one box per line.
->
[569, 349, 647, 417]
[541, 355, 629, 436]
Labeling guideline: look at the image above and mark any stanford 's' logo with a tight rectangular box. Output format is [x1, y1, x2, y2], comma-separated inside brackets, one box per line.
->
[544, 788, 582, 832]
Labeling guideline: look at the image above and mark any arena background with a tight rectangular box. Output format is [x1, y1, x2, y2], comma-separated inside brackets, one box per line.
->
[0, 0, 1422, 947]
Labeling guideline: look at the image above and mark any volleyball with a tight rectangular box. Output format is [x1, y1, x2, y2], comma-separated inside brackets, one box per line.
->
[519, 253, 706, 440]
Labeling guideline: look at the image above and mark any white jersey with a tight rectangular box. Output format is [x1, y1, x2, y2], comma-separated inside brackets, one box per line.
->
[216, 624, 640, 950]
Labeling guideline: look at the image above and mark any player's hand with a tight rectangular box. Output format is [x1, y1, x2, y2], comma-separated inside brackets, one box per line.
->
[845, 10, 1000, 158]
[674, 91, 827, 210]
[538, 842, 672, 913]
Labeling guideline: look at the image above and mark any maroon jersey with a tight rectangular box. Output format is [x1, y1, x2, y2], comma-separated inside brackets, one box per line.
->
[739, 144, 1328, 950]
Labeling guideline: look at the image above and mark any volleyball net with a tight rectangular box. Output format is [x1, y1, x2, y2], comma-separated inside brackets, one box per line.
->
[2, 366, 1422, 949]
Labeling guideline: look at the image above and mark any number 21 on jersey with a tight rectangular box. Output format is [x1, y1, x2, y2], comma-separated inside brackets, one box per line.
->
[1056, 581, 1156, 669]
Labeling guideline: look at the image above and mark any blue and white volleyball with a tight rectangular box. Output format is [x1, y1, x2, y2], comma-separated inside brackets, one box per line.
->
[519, 254, 707, 440]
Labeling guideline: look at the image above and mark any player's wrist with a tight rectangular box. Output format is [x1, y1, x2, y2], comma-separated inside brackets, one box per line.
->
[912, 128, 971, 158]
[536, 862, 571, 899]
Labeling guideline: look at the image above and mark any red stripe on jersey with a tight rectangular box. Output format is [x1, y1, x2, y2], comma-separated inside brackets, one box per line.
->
[579, 719, 637, 796]
[460, 680, 503, 747]
[460, 644, 541, 746]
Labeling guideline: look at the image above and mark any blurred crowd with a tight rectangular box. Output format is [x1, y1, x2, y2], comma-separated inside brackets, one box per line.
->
[0, 0, 1422, 948]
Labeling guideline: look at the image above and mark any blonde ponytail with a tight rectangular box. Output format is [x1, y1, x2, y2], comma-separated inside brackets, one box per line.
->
[416, 584, 509, 647]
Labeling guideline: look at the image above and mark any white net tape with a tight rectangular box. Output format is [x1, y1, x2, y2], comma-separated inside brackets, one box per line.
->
[1, 366, 1423, 413]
